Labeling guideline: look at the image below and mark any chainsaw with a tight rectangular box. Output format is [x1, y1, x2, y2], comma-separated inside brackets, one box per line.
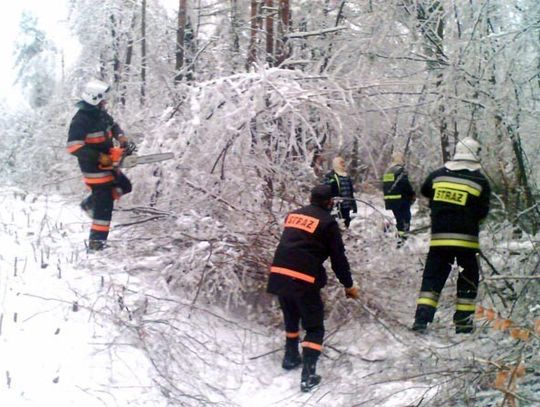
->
[120, 152, 175, 168]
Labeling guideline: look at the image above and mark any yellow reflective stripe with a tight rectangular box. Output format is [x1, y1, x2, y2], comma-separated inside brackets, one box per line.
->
[384, 194, 402, 200]
[334, 174, 341, 192]
[433, 176, 482, 193]
[456, 304, 476, 312]
[432, 181, 481, 197]
[430, 239, 480, 249]
[419, 291, 439, 300]
[383, 173, 395, 182]
[417, 298, 438, 307]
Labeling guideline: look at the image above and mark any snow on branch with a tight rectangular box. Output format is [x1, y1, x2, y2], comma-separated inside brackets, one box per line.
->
[285, 26, 348, 39]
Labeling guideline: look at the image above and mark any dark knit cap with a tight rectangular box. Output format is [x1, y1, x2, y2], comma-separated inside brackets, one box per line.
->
[310, 184, 332, 204]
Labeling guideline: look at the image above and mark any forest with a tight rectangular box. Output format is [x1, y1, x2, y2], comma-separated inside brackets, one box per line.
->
[1, 1, 539, 406]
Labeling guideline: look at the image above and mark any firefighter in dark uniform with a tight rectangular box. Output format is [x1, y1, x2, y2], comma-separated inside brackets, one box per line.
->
[412, 138, 491, 333]
[267, 184, 359, 392]
[324, 156, 357, 228]
[383, 152, 416, 246]
[66, 79, 135, 251]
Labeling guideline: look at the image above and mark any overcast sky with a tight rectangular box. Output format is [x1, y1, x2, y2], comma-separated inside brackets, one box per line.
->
[0, 0, 77, 105]
[0, 1, 180, 107]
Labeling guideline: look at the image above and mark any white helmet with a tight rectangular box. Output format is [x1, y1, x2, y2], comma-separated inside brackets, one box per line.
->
[81, 79, 110, 105]
[453, 137, 481, 162]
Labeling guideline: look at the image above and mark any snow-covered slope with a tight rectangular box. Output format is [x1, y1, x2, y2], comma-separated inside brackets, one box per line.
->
[1, 189, 537, 407]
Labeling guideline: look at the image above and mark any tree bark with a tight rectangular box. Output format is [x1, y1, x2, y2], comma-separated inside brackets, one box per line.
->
[141, 0, 147, 103]
[275, 0, 290, 67]
[246, 0, 259, 70]
[265, 0, 274, 66]
[121, 10, 136, 106]
[175, 0, 188, 84]
[110, 14, 121, 88]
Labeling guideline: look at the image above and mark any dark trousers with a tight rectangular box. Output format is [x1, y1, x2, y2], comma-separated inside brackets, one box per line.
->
[89, 171, 132, 242]
[415, 247, 479, 325]
[278, 289, 324, 358]
[334, 201, 353, 228]
[391, 201, 411, 236]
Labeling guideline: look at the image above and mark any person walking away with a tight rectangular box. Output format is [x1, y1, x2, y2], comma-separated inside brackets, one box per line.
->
[382, 152, 416, 246]
[267, 184, 359, 392]
[66, 79, 136, 251]
[324, 156, 357, 228]
[412, 138, 491, 334]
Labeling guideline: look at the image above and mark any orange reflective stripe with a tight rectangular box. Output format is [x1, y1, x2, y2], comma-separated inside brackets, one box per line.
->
[84, 175, 115, 185]
[85, 136, 107, 144]
[270, 266, 315, 284]
[284, 214, 320, 234]
[286, 331, 300, 339]
[91, 224, 110, 232]
[301, 341, 322, 351]
[66, 144, 84, 154]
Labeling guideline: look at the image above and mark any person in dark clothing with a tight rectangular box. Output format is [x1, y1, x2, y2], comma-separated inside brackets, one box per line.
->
[324, 156, 357, 228]
[267, 184, 359, 392]
[382, 152, 416, 246]
[412, 138, 491, 334]
[66, 79, 136, 251]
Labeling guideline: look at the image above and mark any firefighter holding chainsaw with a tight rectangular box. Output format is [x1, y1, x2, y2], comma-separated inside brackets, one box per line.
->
[66, 79, 136, 251]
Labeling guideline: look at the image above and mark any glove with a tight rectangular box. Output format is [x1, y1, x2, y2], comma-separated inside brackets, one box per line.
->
[118, 135, 129, 146]
[98, 153, 113, 167]
[125, 140, 137, 156]
[344, 285, 359, 300]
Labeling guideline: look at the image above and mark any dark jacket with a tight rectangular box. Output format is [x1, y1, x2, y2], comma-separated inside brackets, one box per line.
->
[267, 203, 353, 297]
[324, 171, 357, 212]
[66, 101, 123, 185]
[383, 164, 415, 210]
[421, 166, 491, 249]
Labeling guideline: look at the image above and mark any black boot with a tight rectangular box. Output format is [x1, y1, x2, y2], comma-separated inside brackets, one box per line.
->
[412, 305, 435, 333]
[88, 239, 106, 252]
[282, 339, 301, 370]
[300, 355, 321, 392]
[80, 195, 94, 218]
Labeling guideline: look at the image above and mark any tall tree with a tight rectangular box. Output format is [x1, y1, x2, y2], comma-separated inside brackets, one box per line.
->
[141, 0, 147, 102]
[175, 0, 188, 84]
[247, 0, 260, 70]
[13, 11, 57, 108]
[265, 0, 274, 65]
[275, 0, 291, 66]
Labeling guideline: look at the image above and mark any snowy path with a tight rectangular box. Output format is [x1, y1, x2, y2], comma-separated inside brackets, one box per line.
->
[1, 189, 478, 406]
[0, 189, 165, 407]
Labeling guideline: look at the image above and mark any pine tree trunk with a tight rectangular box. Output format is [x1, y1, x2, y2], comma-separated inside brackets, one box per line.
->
[175, 0, 188, 84]
[110, 14, 121, 88]
[265, 0, 274, 66]
[275, 0, 290, 67]
[230, 0, 240, 55]
[141, 0, 147, 104]
[247, 0, 259, 70]
[121, 10, 136, 106]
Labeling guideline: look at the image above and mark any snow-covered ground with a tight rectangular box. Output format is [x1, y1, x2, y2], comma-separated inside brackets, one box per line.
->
[2, 188, 533, 407]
